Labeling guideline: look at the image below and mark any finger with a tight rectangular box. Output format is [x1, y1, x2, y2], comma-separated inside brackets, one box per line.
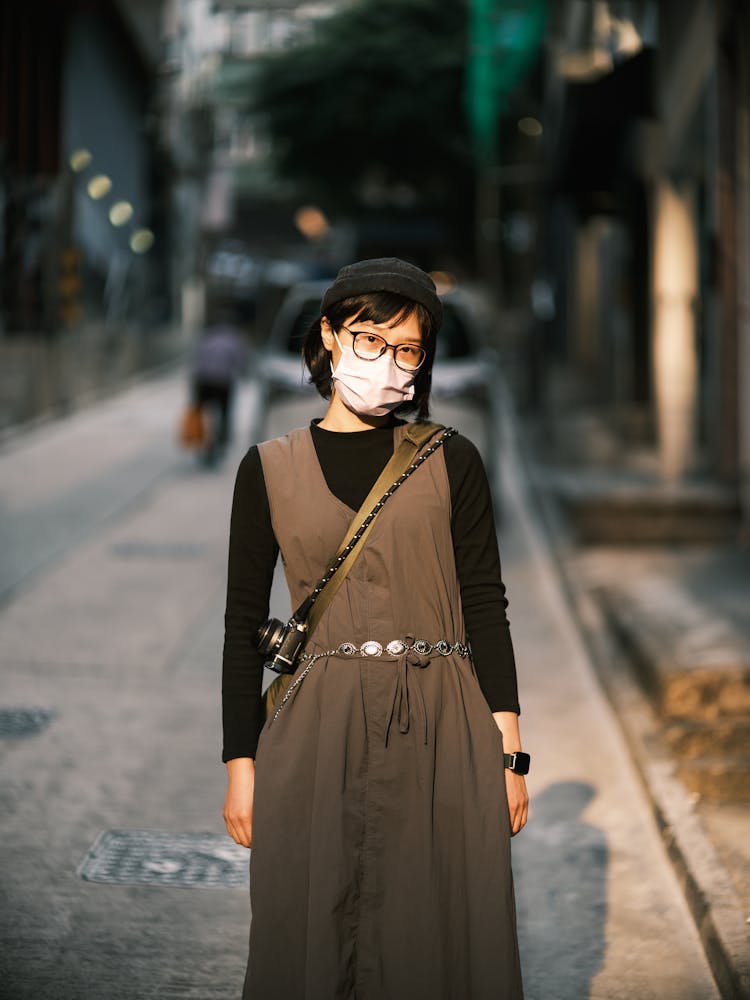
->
[237, 819, 253, 848]
[225, 818, 241, 845]
[231, 826, 251, 848]
[508, 802, 519, 836]
[515, 802, 529, 835]
[225, 814, 251, 848]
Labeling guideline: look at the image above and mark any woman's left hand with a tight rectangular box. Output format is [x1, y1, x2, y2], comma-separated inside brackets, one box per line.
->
[492, 711, 529, 836]
[504, 770, 529, 836]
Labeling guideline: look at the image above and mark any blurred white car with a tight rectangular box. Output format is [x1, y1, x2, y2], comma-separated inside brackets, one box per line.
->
[259, 280, 499, 404]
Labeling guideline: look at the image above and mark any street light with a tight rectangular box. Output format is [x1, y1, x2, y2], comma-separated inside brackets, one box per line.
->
[87, 175, 112, 200]
[69, 149, 92, 172]
[130, 229, 155, 254]
[518, 116, 543, 137]
[109, 201, 134, 227]
[294, 205, 329, 241]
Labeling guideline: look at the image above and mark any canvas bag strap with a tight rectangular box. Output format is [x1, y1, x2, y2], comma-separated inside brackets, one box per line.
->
[300, 422, 451, 637]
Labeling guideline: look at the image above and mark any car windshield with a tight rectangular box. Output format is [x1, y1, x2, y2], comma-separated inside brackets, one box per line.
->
[434, 305, 472, 360]
[285, 300, 320, 354]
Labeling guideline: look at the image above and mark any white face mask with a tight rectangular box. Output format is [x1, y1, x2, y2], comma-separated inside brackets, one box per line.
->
[330, 330, 417, 417]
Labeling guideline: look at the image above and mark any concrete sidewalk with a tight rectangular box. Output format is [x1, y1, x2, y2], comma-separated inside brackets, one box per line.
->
[1, 371, 265, 999]
[521, 405, 750, 999]
[0, 373, 724, 998]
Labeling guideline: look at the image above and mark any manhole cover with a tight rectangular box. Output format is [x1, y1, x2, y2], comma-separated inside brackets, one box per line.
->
[0, 708, 55, 738]
[110, 541, 208, 560]
[77, 830, 249, 888]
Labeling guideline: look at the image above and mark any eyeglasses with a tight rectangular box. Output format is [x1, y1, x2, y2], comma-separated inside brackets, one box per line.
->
[340, 326, 427, 372]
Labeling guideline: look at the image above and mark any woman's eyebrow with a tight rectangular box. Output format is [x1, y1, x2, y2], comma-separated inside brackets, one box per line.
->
[347, 321, 422, 342]
[350, 321, 415, 334]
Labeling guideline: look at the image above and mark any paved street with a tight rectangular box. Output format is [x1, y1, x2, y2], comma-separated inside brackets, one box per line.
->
[0, 372, 721, 999]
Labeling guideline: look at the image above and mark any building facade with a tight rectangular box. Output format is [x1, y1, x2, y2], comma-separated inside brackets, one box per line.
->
[539, 0, 750, 538]
[0, 0, 166, 336]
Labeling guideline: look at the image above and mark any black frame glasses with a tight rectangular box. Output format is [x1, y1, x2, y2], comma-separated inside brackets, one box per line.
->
[340, 326, 427, 372]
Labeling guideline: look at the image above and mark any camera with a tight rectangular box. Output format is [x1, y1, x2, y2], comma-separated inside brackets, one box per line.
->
[255, 617, 308, 674]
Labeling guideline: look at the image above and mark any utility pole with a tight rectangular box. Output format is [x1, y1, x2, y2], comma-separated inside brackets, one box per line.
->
[465, 0, 546, 301]
[467, 0, 501, 296]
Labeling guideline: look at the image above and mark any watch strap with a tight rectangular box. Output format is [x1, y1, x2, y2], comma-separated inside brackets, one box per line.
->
[503, 751, 530, 775]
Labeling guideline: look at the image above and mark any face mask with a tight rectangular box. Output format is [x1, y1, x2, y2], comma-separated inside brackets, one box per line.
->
[330, 330, 417, 416]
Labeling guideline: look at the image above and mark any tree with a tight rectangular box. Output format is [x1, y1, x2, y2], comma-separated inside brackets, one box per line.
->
[250, 0, 473, 250]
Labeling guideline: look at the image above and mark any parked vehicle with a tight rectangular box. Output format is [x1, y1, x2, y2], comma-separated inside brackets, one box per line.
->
[259, 280, 499, 405]
[260, 282, 323, 396]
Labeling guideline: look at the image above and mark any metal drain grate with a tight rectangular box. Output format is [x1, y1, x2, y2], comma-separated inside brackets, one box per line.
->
[77, 830, 249, 888]
[0, 708, 55, 738]
[110, 541, 208, 560]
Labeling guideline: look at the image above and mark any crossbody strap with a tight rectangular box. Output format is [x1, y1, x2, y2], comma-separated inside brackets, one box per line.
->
[298, 422, 455, 638]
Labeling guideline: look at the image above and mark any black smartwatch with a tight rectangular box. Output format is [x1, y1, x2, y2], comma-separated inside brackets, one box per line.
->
[503, 751, 530, 775]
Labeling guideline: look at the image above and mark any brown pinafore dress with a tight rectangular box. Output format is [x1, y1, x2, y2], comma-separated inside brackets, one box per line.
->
[245, 424, 523, 1000]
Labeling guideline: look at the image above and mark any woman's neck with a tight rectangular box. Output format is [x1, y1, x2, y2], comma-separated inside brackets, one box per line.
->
[317, 391, 391, 432]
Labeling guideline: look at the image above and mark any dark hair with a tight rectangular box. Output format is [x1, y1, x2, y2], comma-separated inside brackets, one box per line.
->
[303, 291, 438, 419]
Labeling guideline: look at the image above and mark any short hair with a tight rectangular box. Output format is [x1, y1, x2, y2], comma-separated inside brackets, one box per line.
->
[302, 291, 438, 419]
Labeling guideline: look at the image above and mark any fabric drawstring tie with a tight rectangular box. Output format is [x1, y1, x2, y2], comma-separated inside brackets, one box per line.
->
[384, 638, 431, 747]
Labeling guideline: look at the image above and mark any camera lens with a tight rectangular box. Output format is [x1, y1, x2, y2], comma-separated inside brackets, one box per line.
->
[256, 619, 285, 655]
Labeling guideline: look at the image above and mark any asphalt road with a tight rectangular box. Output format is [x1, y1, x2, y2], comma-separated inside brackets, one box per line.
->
[0, 373, 720, 999]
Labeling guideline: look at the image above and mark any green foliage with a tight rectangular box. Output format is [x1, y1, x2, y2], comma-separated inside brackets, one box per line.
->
[249, 0, 472, 213]
[466, 0, 547, 166]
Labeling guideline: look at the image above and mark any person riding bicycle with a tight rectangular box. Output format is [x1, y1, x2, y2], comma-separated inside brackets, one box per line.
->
[190, 305, 247, 452]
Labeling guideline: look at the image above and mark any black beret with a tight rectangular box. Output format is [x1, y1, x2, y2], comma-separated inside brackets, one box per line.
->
[321, 257, 443, 328]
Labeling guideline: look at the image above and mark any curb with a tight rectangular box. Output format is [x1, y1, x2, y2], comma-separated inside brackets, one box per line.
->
[503, 395, 750, 999]
[560, 573, 750, 999]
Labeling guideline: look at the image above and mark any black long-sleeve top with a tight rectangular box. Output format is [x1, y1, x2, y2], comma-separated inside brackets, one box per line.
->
[222, 419, 519, 761]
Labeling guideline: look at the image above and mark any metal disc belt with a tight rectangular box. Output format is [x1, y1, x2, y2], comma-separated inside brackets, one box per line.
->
[300, 638, 469, 661]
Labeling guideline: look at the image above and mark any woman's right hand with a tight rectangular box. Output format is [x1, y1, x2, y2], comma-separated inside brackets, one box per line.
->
[223, 757, 255, 848]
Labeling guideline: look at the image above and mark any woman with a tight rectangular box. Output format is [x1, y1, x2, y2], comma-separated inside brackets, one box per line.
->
[222, 258, 528, 999]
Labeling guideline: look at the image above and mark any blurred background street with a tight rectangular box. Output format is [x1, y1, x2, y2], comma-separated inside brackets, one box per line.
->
[2, 1, 750, 998]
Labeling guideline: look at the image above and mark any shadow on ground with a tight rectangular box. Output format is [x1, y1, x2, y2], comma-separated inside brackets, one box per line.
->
[514, 781, 607, 1000]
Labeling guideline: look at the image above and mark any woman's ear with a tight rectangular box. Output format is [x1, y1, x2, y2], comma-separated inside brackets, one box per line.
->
[320, 316, 335, 353]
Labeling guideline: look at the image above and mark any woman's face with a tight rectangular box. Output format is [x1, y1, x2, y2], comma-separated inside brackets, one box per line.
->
[321, 310, 424, 369]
